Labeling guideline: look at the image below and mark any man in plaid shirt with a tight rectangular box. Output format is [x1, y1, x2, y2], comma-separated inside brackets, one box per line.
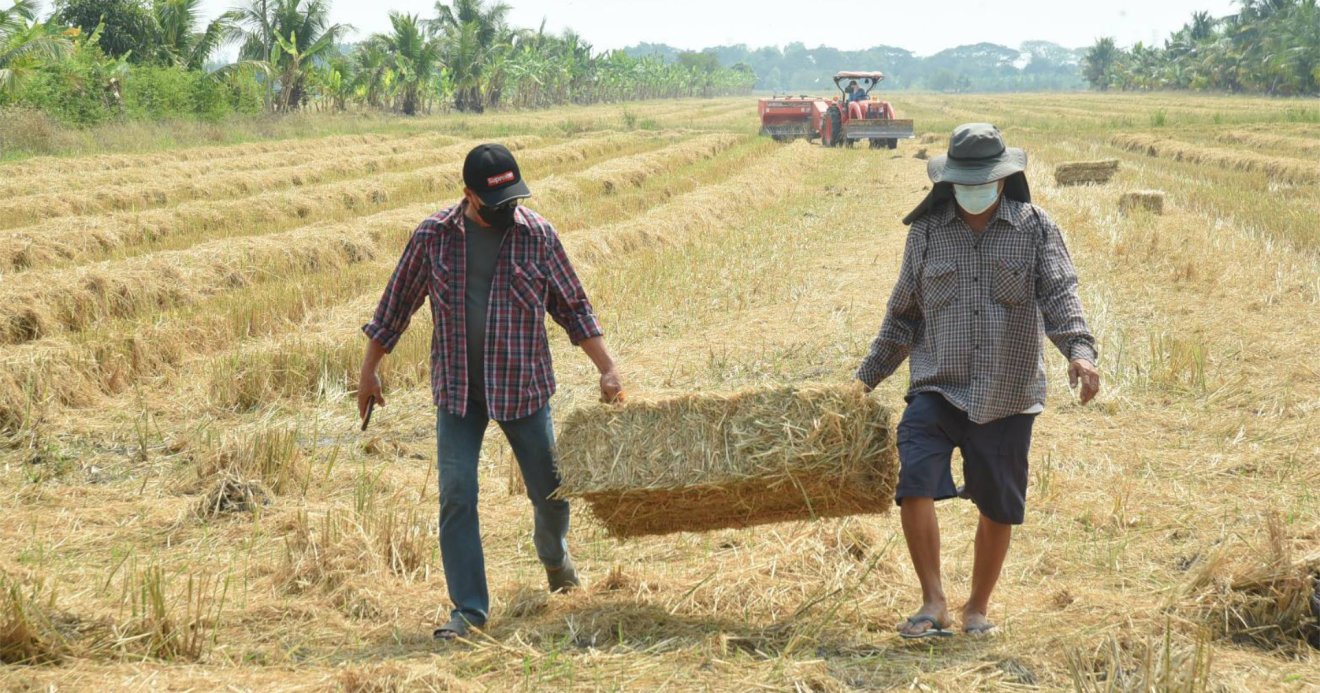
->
[855, 124, 1101, 639]
[358, 143, 622, 641]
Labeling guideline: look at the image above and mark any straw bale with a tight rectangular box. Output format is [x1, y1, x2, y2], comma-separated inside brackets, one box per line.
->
[555, 384, 897, 538]
[1053, 159, 1120, 186]
[1119, 190, 1165, 215]
[913, 147, 929, 160]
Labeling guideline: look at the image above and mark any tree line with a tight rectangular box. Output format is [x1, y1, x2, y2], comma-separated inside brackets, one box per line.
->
[1083, 0, 1320, 95]
[0, 0, 756, 125]
[629, 41, 1088, 93]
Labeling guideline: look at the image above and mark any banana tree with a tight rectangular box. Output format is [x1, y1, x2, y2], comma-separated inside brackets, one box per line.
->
[1, 0, 74, 95]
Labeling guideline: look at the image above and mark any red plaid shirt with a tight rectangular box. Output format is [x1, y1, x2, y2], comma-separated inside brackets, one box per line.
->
[363, 203, 603, 421]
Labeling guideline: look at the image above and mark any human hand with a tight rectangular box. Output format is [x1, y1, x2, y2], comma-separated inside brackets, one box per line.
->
[600, 368, 624, 404]
[358, 368, 386, 421]
[1068, 359, 1100, 405]
[852, 379, 874, 395]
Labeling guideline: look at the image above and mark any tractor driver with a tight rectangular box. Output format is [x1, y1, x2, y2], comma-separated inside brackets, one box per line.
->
[847, 80, 867, 102]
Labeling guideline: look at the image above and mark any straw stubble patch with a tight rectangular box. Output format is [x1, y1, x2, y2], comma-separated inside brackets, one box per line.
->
[556, 385, 897, 538]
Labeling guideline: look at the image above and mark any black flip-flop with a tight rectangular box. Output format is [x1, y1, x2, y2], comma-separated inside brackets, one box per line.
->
[898, 615, 954, 639]
[433, 616, 478, 641]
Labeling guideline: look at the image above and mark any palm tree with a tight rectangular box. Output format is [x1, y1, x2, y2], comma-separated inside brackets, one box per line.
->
[1, 0, 74, 95]
[430, 0, 509, 112]
[1083, 37, 1120, 90]
[155, 0, 227, 70]
[224, 0, 350, 110]
[372, 11, 439, 115]
[351, 38, 390, 108]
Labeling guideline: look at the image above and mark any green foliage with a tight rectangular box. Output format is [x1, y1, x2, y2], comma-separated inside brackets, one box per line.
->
[121, 63, 191, 117]
[154, 0, 227, 70]
[10, 38, 120, 124]
[54, 0, 159, 62]
[1083, 0, 1320, 95]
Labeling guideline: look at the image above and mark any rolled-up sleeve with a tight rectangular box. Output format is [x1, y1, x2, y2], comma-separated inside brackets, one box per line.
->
[856, 225, 924, 387]
[1035, 212, 1098, 364]
[363, 223, 433, 352]
[543, 229, 603, 345]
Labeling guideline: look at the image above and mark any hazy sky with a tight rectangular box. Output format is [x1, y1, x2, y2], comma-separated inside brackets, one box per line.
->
[197, 0, 1241, 56]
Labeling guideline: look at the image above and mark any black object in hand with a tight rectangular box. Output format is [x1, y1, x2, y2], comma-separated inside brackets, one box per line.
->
[361, 397, 375, 432]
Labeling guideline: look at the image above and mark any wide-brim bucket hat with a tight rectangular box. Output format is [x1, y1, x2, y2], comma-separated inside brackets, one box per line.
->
[902, 122, 1031, 225]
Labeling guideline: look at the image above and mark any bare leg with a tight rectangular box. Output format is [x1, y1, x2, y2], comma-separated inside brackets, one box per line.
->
[898, 497, 950, 634]
[963, 513, 1012, 631]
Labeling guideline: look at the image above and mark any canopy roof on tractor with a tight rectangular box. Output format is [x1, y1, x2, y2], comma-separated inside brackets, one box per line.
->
[834, 71, 886, 81]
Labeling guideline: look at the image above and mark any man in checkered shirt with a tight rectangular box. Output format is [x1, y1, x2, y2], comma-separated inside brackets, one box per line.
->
[358, 144, 623, 641]
[855, 123, 1101, 639]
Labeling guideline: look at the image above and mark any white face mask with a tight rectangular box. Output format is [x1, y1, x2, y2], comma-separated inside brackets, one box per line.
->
[953, 181, 1001, 215]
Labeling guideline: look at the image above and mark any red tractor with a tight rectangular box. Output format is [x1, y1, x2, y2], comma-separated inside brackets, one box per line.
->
[757, 71, 914, 149]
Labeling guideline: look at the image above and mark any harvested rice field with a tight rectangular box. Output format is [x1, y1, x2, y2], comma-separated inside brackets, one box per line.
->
[1, 93, 1317, 690]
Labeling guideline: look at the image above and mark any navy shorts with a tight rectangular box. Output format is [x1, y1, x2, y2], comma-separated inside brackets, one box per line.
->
[895, 392, 1037, 525]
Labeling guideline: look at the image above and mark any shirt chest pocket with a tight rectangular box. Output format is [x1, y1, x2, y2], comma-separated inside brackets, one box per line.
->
[920, 260, 958, 311]
[431, 259, 453, 315]
[509, 263, 546, 313]
[992, 260, 1033, 306]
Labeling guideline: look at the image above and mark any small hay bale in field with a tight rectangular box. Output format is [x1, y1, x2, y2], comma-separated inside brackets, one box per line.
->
[913, 147, 929, 160]
[196, 476, 271, 517]
[555, 385, 897, 538]
[1119, 190, 1165, 215]
[1053, 159, 1120, 186]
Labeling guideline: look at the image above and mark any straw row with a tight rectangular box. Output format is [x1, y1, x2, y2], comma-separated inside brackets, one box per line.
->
[1110, 133, 1320, 184]
[0, 197, 447, 348]
[0, 133, 647, 273]
[1, 136, 546, 228]
[0, 131, 402, 179]
[553, 133, 741, 195]
[561, 141, 816, 264]
[1208, 130, 1320, 157]
[0, 132, 468, 198]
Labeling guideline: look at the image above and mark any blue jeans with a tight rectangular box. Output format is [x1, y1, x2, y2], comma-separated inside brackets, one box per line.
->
[436, 403, 570, 626]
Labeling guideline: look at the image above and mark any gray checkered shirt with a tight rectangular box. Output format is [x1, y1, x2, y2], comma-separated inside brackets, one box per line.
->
[857, 198, 1097, 424]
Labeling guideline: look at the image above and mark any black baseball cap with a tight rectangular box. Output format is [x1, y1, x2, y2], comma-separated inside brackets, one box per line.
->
[462, 143, 532, 207]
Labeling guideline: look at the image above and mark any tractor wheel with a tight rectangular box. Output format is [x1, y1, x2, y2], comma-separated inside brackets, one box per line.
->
[822, 106, 842, 148]
[869, 138, 882, 149]
[886, 138, 898, 150]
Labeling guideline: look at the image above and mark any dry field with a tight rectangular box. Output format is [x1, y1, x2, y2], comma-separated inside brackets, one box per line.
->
[1, 93, 1317, 691]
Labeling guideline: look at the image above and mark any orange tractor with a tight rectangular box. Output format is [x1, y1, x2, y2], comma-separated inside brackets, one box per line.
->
[757, 71, 914, 149]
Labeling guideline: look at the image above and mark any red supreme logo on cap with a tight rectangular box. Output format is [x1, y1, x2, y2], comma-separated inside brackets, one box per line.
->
[486, 170, 515, 186]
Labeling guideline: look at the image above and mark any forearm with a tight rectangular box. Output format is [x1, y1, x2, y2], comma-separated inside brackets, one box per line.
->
[361, 337, 388, 374]
[579, 336, 616, 374]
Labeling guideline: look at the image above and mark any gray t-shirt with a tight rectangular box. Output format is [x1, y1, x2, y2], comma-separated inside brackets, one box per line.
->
[463, 214, 508, 404]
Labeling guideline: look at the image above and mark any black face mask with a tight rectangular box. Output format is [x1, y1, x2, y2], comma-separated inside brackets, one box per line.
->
[477, 199, 518, 229]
